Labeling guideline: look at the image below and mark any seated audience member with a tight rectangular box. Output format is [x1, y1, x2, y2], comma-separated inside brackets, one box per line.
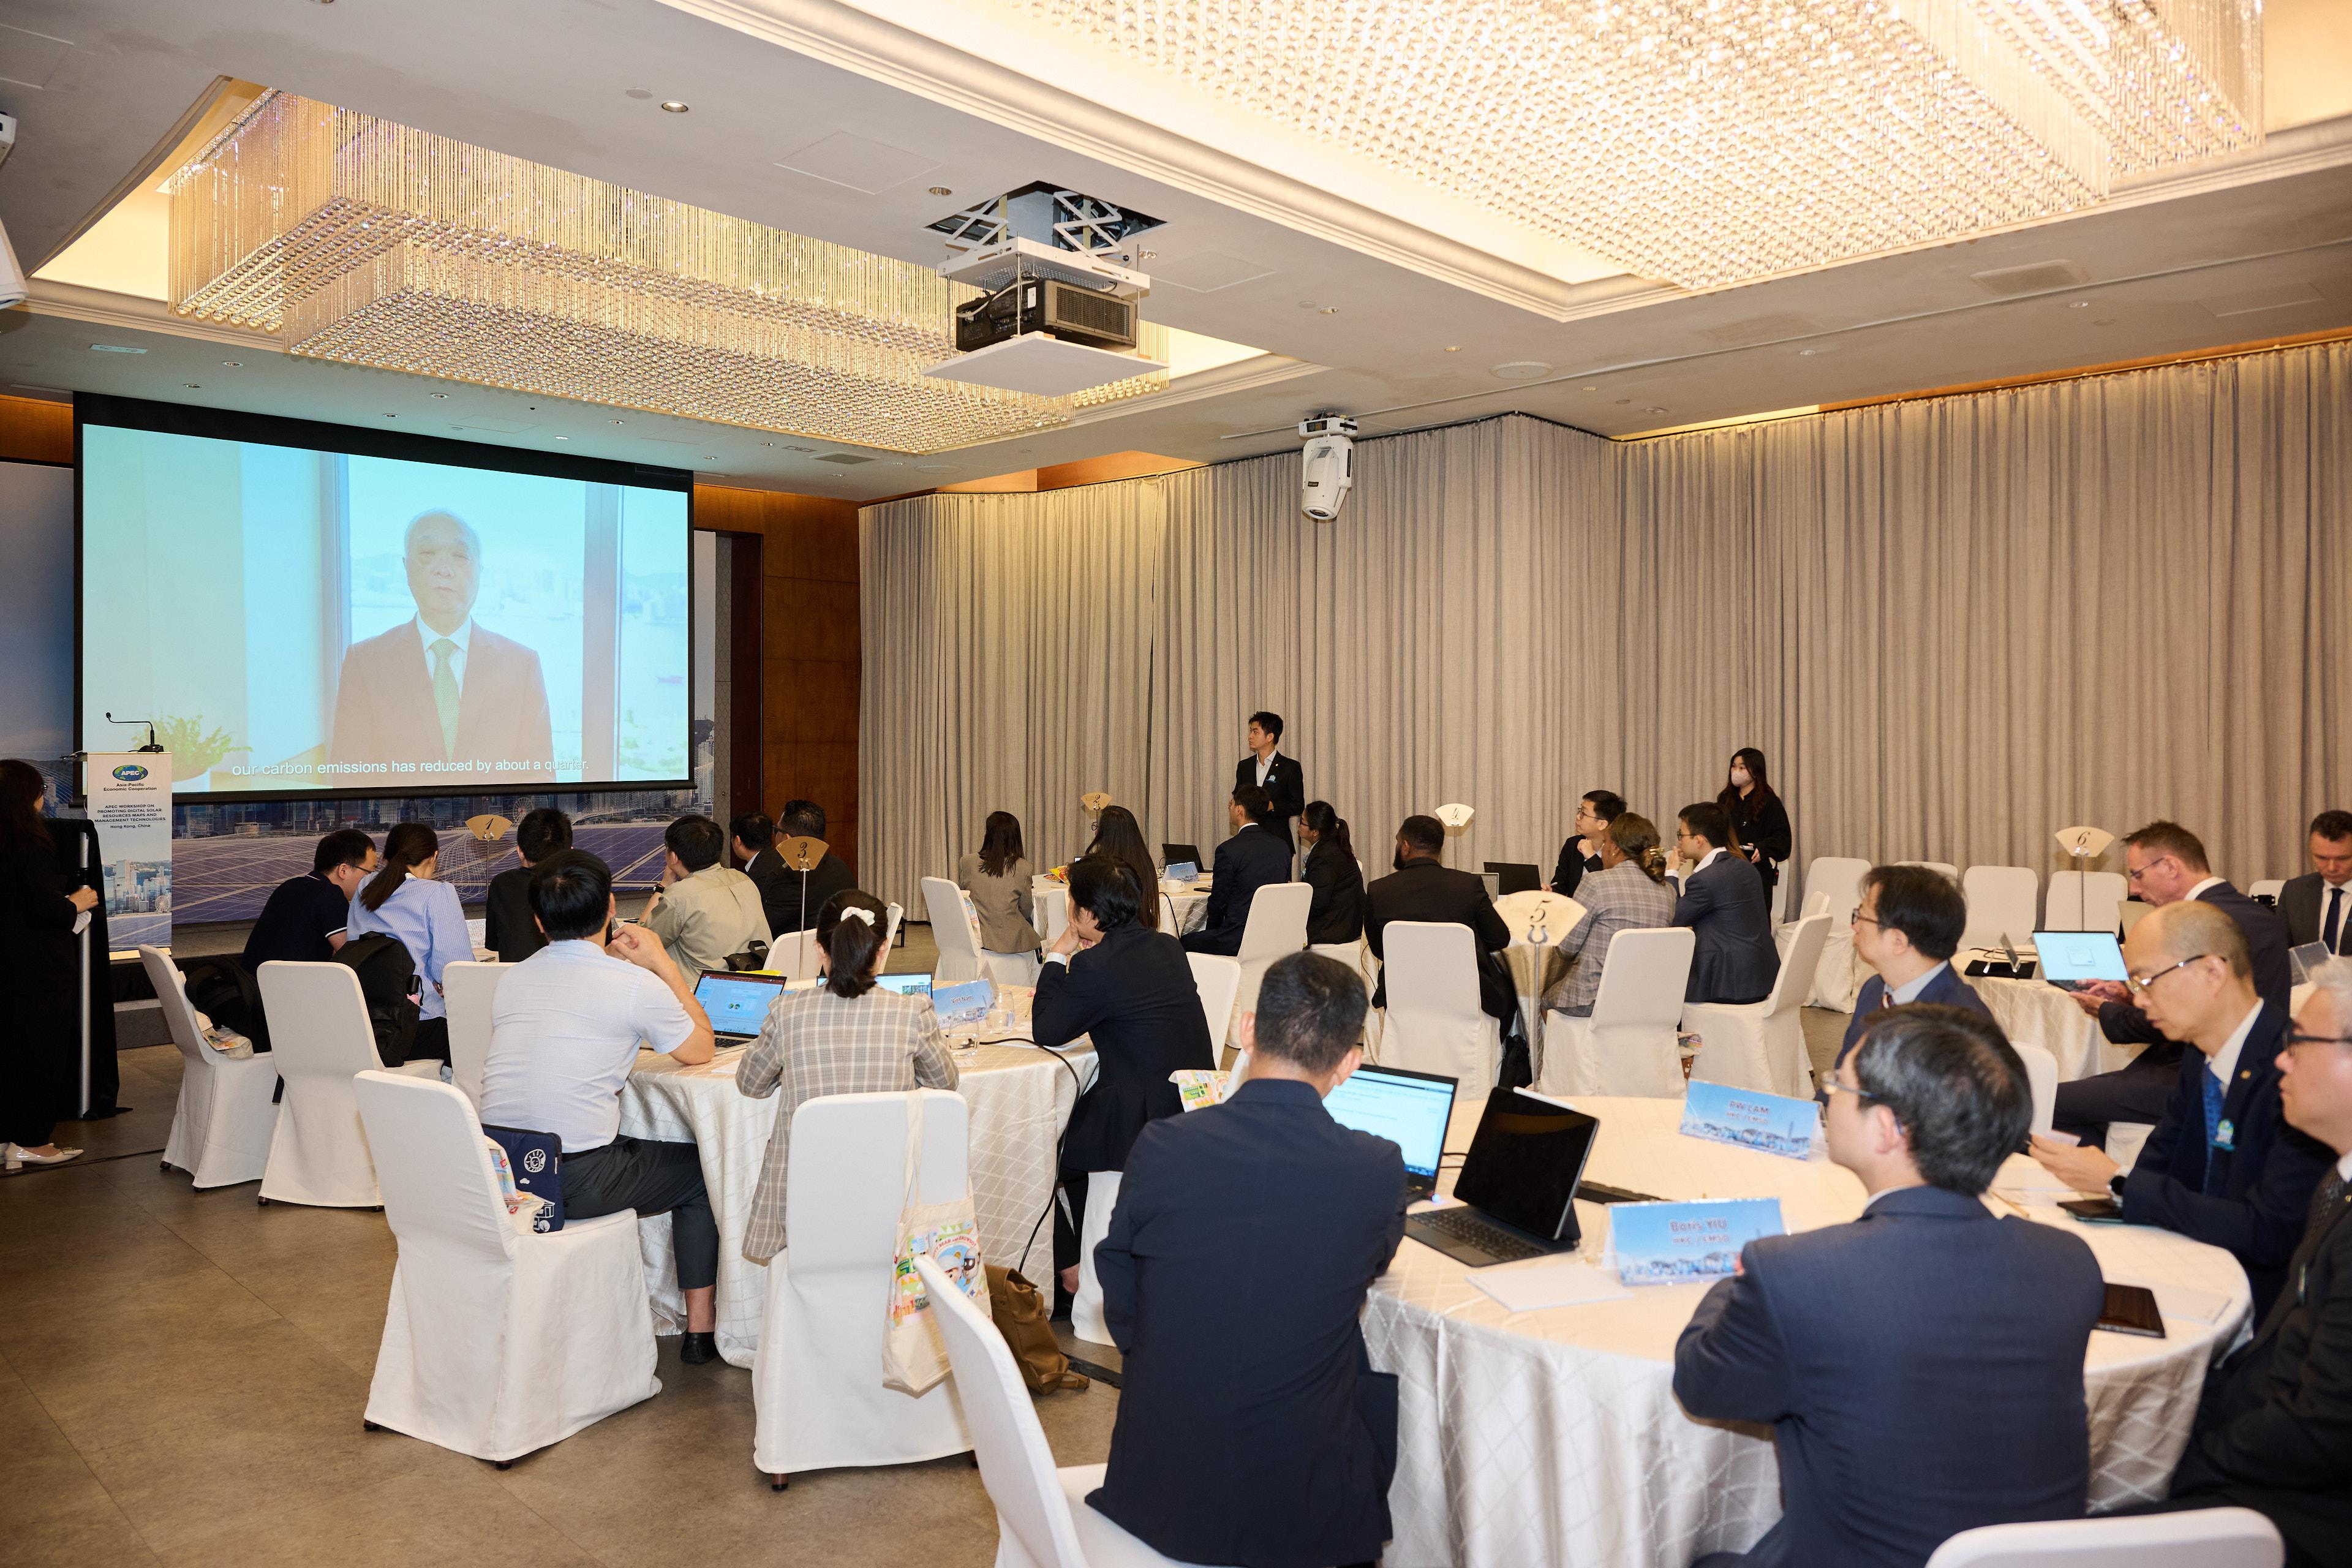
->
[1676, 1005, 2105, 1568]
[1035, 856, 1217, 1295]
[735, 890, 958, 1265]
[956, 810, 1042, 954]
[731, 810, 792, 941]
[346, 822, 470, 1061]
[1364, 813, 1527, 1084]
[1551, 790, 1626, 901]
[640, 813, 769, 984]
[1182, 785, 1294, 957]
[761, 799, 858, 934]
[1085, 804, 1167, 930]
[1837, 863, 1998, 1066]
[211, 828, 377, 1049]
[1298, 801, 1365, 944]
[2123, 958, 2352, 1566]
[2281, 809, 2352, 957]
[2031, 900, 2329, 1316]
[1541, 812, 1676, 1017]
[2054, 820, 2290, 1145]
[1090, 952, 1405, 1568]
[1670, 802, 1779, 1005]
[478, 850, 723, 1362]
[483, 807, 570, 964]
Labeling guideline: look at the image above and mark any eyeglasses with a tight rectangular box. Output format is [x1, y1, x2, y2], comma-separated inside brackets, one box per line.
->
[2125, 855, 2174, 885]
[1851, 909, 1882, 929]
[2284, 1028, 2352, 1051]
[2124, 954, 2212, 995]
[1820, 1078, 1880, 1106]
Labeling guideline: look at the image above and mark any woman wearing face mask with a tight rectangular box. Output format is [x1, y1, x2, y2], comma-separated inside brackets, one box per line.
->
[1716, 748, 1793, 908]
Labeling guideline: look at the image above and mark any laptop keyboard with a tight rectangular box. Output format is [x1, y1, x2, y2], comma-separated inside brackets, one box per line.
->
[1412, 1207, 1548, 1263]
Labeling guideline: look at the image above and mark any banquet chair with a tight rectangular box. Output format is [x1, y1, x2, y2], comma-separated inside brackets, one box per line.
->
[143, 946, 278, 1189]
[441, 960, 507, 1112]
[1376, 922, 1502, 1102]
[353, 1071, 658, 1464]
[1038, 884, 1069, 948]
[1537, 928, 1695, 1097]
[1922, 1506, 2280, 1567]
[1899, 860, 1961, 882]
[1803, 857, 1872, 1009]
[1069, 1167, 1123, 1349]
[1684, 913, 1833, 1101]
[2247, 878, 2283, 907]
[1961, 865, 2041, 952]
[924, 876, 1038, 987]
[255, 960, 437, 1208]
[767, 928, 821, 983]
[753, 1089, 973, 1488]
[2010, 1041, 2059, 1136]
[915, 1255, 1193, 1568]
[1187, 953, 1243, 1063]
[1227, 883, 1311, 1044]
[2045, 872, 2127, 933]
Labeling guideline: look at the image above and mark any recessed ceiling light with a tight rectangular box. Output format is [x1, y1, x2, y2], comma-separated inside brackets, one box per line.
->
[1491, 361, 1551, 380]
[1445, 345, 1460, 352]
[89, 344, 147, 354]
[221, 360, 241, 368]
[1644, 405, 1668, 414]
[383, 412, 395, 418]
[760, 440, 774, 447]
[554, 435, 568, 441]
[611, 418, 625, 424]
[1297, 301, 1317, 309]
[2069, 300, 2091, 309]
[1582, 385, 1598, 391]
[625, 89, 654, 101]
[928, 186, 953, 197]
[702, 454, 717, 460]
[660, 100, 689, 114]
[431, 392, 448, 398]
[1615, 398, 1632, 405]
[1318, 306, 1340, 315]
[183, 383, 202, 389]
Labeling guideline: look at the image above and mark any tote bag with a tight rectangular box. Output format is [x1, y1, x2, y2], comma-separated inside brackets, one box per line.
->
[883, 1091, 990, 1395]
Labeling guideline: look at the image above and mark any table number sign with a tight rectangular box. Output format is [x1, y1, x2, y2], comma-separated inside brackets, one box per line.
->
[1611, 1198, 1784, 1286]
[1679, 1080, 1822, 1160]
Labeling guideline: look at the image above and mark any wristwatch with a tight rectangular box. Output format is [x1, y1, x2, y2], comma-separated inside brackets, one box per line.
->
[2107, 1172, 2128, 1200]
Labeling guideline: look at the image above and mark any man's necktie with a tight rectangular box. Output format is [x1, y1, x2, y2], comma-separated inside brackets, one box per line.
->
[430, 638, 459, 758]
[2312, 1167, 2350, 1232]
[2201, 1070, 2226, 1196]
[2326, 886, 2343, 955]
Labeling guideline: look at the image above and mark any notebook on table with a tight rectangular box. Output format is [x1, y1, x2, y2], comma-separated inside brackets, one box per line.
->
[1405, 1089, 1600, 1268]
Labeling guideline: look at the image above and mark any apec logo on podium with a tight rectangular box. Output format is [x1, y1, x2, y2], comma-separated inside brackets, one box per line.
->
[110, 763, 150, 783]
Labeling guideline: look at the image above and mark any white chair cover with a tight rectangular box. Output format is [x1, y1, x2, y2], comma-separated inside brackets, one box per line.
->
[1186, 954, 1242, 1063]
[1306, 939, 1377, 998]
[1227, 882, 1312, 1044]
[1684, 914, 1833, 1101]
[1961, 865, 2043, 952]
[753, 1090, 973, 1480]
[766, 928, 821, 982]
[1069, 1169, 1124, 1348]
[2010, 1041, 2059, 1136]
[441, 960, 507, 1112]
[1537, 928, 1695, 1098]
[354, 1071, 658, 1461]
[1898, 860, 1961, 881]
[145, 946, 279, 1188]
[1038, 884, 1070, 948]
[1803, 858, 1873, 1009]
[916, 1256, 1198, 1568]
[255, 960, 424, 1207]
[924, 876, 1037, 987]
[2247, 878, 2284, 905]
[1377, 922, 1502, 1102]
[885, 900, 905, 950]
[1923, 1506, 2281, 1567]
[2046, 872, 2128, 933]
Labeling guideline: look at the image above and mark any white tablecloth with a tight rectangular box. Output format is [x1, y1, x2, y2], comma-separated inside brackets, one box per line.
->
[1364, 1095, 2251, 1568]
[1963, 971, 2137, 1080]
[619, 1039, 1094, 1365]
[1032, 873, 1210, 938]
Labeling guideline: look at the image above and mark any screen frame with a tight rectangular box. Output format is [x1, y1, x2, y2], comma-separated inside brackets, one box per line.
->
[74, 393, 698, 803]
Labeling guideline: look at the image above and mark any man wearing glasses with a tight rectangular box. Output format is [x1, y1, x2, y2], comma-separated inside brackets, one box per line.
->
[2051, 821, 2290, 1147]
[2030, 900, 2328, 1317]
[1835, 863, 1999, 1069]
[2119, 957, 2352, 1566]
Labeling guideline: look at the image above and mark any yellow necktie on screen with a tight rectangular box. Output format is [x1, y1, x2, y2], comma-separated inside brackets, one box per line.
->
[431, 637, 459, 757]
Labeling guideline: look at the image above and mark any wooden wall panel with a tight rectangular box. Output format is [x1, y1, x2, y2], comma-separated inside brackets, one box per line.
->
[0, 395, 72, 465]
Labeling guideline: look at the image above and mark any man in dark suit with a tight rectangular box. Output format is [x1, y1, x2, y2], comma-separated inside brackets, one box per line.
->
[2278, 809, 2352, 957]
[327, 510, 556, 785]
[1182, 785, 1294, 957]
[1234, 710, 1306, 853]
[2032, 900, 2331, 1317]
[1091, 952, 1405, 1568]
[1676, 1005, 2106, 1568]
[756, 799, 858, 933]
[482, 807, 571, 964]
[1363, 813, 1527, 1084]
[2054, 821, 2292, 1145]
[1671, 802, 1779, 1005]
[2122, 962, 2352, 1567]
[729, 809, 794, 939]
[1838, 862, 2000, 1068]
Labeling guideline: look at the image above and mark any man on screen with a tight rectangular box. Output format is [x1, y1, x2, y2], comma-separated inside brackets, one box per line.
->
[327, 510, 556, 785]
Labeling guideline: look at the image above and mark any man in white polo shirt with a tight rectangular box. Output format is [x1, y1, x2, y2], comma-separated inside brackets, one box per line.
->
[480, 849, 723, 1364]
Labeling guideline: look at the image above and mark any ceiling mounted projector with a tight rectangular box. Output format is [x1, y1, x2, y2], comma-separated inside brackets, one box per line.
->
[1299, 414, 1357, 521]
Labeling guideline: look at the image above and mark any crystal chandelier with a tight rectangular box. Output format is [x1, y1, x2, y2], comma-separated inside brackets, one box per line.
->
[1009, 0, 2261, 288]
[167, 91, 1168, 453]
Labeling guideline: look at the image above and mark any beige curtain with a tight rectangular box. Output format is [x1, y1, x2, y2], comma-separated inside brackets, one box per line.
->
[859, 341, 2351, 910]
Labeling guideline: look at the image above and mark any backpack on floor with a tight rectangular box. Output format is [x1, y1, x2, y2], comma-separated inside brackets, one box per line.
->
[334, 933, 420, 1068]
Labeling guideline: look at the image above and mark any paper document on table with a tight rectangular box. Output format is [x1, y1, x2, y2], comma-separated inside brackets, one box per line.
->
[1469, 1259, 1632, 1314]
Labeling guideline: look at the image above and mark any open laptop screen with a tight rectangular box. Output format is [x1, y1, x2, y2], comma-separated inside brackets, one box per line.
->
[692, 971, 785, 1038]
[875, 973, 934, 996]
[1322, 1065, 1457, 1188]
[1452, 1090, 1600, 1242]
[2034, 930, 2128, 984]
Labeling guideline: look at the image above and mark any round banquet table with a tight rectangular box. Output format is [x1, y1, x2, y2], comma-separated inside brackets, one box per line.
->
[1492, 889, 1586, 1049]
[1363, 1095, 2252, 1568]
[1030, 873, 1210, 938]
[619, 1036, 1094, 1366]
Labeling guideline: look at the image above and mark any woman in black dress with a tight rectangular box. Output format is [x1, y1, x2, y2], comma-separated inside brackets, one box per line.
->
[0, 760, 99, 1167]
[1298, 801, 1364, 943]
[1717, 747, 1793, 909]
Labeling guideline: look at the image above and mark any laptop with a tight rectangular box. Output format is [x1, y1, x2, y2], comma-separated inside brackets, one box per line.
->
[1484, 861, 1544, 896]
[875, 972, 934, 997]
[1162, 843, 1204, 873]
[1322, 1064, 1457, 1196]
[692, 970, 788, 1043]
[2291, 942, 2333, 986]
[2034, 929, 2129, 992]
[1404, 1089, 1600, 1268]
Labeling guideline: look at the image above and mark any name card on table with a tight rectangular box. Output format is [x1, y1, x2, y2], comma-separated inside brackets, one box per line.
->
[931, 979, 994, 1028]
[1164, 861, 1200, 883]
[1679, 1080, 1822, 1161]
[1611, 1199, 1784, 1286]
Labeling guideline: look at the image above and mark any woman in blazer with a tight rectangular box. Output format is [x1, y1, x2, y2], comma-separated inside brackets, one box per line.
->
[1298, 801, 1365, 943]
[1717, 747, 1793, 907]
[955, 810, 1042, 953]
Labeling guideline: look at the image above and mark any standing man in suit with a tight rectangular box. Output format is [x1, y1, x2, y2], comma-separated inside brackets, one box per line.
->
[2280, 809, 2352, 957]
[1837, 863, 2000, 1068]
[1182, 785, 1293, 957]
[2122, 959, 2352, 1566]
[328, 510, 556, 785]
[1235, 711, 1306, 853]
[1363, 813, 1528, 1086]
[2054, 821, 2291, 1145]
[1089, 952, 1406, 1568]
[1670, 802, 1779, 1005]
[1676, 1005, 2105, 1568]
[2031, 900, 2330, 1317]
